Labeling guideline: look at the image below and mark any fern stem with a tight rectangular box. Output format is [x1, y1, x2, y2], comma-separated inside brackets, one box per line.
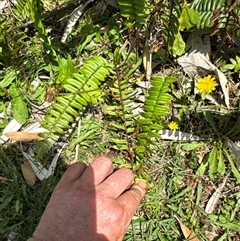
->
[114, 62, 134, 163]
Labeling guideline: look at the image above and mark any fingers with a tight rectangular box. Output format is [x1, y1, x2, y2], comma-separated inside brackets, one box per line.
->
[99, 168, 134, 198]
[117, 181, 147, 224]
[77, 156, 113, 186]
[58, 162, 87, 184]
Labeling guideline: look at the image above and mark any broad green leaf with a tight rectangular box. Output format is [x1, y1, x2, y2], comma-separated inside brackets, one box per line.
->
[236, 56, 240, 63]
[172, 32, 185, 57]
[208, 146, 218, 179]
[0, 69, 18, 88]
[217, 148, 225, 175]
[179, 8, 200, 30]
[182, 142, 205, 151]
[234, 63, 240, 72]
[230, 58, 237, 65]
[196, 159, 208, 176]
[222, 64, 235, 71]
[9, 84, 28, 125]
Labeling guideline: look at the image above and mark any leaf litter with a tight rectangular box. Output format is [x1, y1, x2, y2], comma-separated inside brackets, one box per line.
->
[205, 175, 228, 214]
[21, 161, 37, 187]
[174, 215, 200, 241]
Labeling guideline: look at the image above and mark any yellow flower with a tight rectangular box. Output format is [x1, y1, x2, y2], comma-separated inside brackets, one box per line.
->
[169, 121, 179, 131]
[196, 75, 218, 93]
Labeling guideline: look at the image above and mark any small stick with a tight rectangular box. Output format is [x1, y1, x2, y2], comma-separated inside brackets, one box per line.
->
[74, 119, 81, 163]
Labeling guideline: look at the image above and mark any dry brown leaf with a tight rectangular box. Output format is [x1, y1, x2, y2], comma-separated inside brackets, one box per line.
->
[0, 176, 9, 182]
[21, 162, 37, 186]
[0, 119, 22, 144]
[205, 175, 228, 214]
[5, 132, 46, 141]
[175, 216, 200, 241]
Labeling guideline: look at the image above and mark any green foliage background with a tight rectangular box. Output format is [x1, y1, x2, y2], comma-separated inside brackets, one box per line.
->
[1, 0, 240, 240]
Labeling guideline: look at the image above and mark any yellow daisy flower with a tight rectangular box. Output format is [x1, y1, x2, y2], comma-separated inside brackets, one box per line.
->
[196, 75, 218, 94]
[169, 121, 179, 131]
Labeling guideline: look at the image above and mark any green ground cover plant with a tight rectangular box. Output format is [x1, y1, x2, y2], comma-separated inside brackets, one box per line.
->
[1, 0, 240, 240]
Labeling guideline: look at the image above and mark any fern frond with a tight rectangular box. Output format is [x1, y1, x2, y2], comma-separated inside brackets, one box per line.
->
[103, 51, 141, 161]
[13, 0, 30, 19]
[136, 76, 176, 158]
[117, 0, 148, 25]
[191, 0, 240, 31]
[191, 0, 223, 12]
[105, 77, 139, 157]
[41, 56, 113, 141]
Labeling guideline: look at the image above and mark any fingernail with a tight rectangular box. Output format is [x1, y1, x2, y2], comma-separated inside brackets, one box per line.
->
[135, 179, 147, 189]
[131, 180, 147, 197]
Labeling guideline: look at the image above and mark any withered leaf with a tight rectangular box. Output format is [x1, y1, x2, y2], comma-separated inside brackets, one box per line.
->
[21, 162, 37, 186]
[5, 132, 45, 141]
[175, 216, 200, 241]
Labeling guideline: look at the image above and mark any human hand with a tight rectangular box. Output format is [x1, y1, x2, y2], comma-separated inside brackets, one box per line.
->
[28, 156, 147, 241]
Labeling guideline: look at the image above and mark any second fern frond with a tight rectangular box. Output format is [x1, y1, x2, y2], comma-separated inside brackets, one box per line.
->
[41, 56, 113, 141]
[136, 76, 177, 158]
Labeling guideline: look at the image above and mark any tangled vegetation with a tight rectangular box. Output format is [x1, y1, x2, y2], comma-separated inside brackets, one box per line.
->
[1, 0, 240, 240]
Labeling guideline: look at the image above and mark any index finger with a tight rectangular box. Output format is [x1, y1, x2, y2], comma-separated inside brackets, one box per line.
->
[76, 156, 113, 186]
[117, 181, 147, 226]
